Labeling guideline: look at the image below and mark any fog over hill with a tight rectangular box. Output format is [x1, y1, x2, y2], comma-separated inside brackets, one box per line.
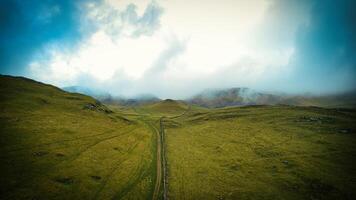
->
[188, 87, 356, 108]
[63, 84, 356, 108]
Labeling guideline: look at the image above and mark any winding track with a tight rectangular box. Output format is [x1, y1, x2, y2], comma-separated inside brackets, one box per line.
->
[133, 115, 165, 200]
[134, 105, 190, 200]
[160, 117, 168, 200]
[152, 119, 163, 200]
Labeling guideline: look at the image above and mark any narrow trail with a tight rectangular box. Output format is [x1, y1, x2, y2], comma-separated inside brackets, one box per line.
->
[135, 106, 190, 200]
[152, 119, 163, 200]
[158, 106, 190, 199]
[134, 116, 164, 200]
[160, 117, 168, 200]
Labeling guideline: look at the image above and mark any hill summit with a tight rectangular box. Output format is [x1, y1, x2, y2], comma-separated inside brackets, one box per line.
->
[144, 99, 189, 116]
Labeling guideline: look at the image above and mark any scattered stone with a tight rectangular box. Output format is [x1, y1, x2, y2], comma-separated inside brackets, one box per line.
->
[55, 177, 74, 185]
[33, 151, 48, 157]
[83, 103, 97, 110]
[83, 102, 113, 113]
[338, 129, 351, 134]
[297, 116, 333, 124]
[90, 175, 102, 181]
[55, 153, 65, 157]
[282, 160, 289, 165]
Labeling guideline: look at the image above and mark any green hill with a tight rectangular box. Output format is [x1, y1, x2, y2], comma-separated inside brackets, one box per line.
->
[165, 105, 356, 199]
[136, 99, 190, 117]
[0, 75, 156, 200]
[1, 75, 356, 200]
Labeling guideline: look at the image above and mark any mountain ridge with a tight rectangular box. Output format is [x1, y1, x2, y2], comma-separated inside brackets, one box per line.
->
[187, 87, 356, 108]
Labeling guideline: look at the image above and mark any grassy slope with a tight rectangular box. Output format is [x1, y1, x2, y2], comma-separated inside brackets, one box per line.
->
[134, 99, 190, 117]
[165, 106, 356, 200]
[2, 75, 356, 200]
[0, 75, 155, 200]
[280, 94, 356, 108]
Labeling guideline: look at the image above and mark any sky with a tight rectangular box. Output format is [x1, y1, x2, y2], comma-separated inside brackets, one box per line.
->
[0, 0, 355, 98]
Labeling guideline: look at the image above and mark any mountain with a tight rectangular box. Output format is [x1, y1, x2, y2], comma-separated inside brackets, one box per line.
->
[101, 94, 161, 106]
[148, 99, 187, 111]
[188, 87, 356, 108]
[188, 88, 281, 108]
[140, 99, 190, 116]
[62, 85, 111, 99]
[0, 75, 157, 199]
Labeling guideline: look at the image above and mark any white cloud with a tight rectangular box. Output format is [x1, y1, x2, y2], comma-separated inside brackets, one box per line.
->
[29, 0, 302, 98]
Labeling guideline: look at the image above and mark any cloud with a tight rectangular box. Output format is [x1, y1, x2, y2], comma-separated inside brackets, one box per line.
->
[2, 0, 355, 98]
[25, 0, 294, 98]
[86, 1, 163, 38]
[0, 0, 95, 75]
[144, 36, 186, 76]
[287, 0, 356, 93]
[27, 1, 166, 90]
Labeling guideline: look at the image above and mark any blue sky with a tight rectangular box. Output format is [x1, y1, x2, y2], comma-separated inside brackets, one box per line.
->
[0, 0, 355, 98]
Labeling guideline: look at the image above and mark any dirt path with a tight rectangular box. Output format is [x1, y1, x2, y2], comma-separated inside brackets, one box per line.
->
[135, 116, 165, 200]
[160, 117, 168, 200]
[142, 117, 167, 200]
[134, 113, 168, 200]
[152, 119, 163, 200]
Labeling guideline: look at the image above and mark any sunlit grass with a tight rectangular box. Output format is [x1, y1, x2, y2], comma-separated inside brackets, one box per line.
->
[165, 106, 356, 199]
[1, 75, 355, 200]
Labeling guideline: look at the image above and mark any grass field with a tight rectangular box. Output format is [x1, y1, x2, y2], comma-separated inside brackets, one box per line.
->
[1, 75, 356, 200]
[164, 106, 356, 199]
[0, 75, 157, 200]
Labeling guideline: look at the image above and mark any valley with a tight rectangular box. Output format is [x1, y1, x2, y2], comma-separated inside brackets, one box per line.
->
[1, 75, 356, 200]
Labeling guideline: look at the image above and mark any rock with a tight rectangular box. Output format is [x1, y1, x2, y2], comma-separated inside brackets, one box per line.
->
[33, 151, 48, 157]
[55, 153, 65, 157]
[298, 116, 333, 123]
[83, 102, 113, 114]
[55, 177, 74, 185]
[90, 175, 102, 181]
[83, 103, 97, 110]
[338, 129, 351, 134]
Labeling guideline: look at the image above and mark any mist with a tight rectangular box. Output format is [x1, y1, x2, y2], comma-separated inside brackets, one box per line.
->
[1, 0, 355, 99]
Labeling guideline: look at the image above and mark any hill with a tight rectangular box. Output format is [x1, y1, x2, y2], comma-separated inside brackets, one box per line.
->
[139, 99, 190, 116]
[101, 94, 161, 106]
[164, 105, 356, 199]
[0, 75, 156, 200]
[188, 87, 356, 108]
[188, 88, 280, 107]
[1, 75, 356, 200]
[62, 85, 111, 99]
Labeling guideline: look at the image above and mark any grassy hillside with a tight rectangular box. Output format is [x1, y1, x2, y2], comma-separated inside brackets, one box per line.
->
[164, 105, 356, 199]
[2, 75, 356, 200]
[0, 75, 156, 200]
[134, 99, 190, 117]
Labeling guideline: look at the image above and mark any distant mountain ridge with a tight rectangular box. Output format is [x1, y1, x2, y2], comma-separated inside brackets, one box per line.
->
[101, 94, 161, 106]
[188, 88, 281, 108]
[62, 86, 111, 99]
[188, 87, 356, 108]
[62, 85, 356, 109]
[62, 86, 161, 106]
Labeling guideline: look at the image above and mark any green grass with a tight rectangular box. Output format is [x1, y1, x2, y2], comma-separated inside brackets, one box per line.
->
[1, 75, 356, 200]
[0, 75, 156, 200]
[165, 106, 356, 199]
[134, 99, 190, 117]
